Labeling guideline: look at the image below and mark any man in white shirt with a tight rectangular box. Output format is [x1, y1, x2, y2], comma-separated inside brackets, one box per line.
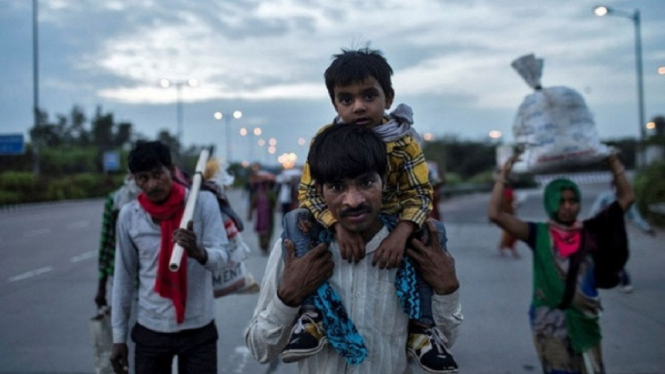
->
[245, 124, 463, 374]
[110, 141, 228, 374]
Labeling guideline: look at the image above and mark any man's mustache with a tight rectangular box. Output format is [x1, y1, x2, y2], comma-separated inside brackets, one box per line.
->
[340, 205, 371, 218]
[147, 188, 164, 196]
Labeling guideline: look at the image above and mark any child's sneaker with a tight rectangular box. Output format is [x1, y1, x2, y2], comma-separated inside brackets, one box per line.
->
[407, 324, 458, 373]
[281, 310, 327, 363]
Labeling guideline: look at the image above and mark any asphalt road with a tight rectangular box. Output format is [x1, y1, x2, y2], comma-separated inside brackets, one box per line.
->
[0, 181, 663, 374]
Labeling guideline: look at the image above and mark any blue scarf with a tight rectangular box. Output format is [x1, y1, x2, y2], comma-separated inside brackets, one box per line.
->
[312, 214, 420, 365]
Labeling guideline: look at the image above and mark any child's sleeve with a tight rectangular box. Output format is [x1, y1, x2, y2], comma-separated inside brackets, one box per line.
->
[394, 138, 433, 228]
[298, 161, 337, 228]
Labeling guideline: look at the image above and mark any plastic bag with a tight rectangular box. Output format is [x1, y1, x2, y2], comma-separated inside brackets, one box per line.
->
[212, 216, 260, 298]
[89, 307, 114, 374]
[510, 54, 611, 173]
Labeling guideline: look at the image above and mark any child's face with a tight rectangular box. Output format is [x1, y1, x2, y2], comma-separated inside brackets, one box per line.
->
[332, 77, 394, 128]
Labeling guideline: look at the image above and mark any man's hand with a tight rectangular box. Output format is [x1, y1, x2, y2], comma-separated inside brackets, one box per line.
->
[173, 220, 207, 264]
[335, 223, 365, 263]
[277, 239, 333, 307]
[372, 222, 413, 269]
[110, 343, 129, 374]
[406, 221, 459, 295]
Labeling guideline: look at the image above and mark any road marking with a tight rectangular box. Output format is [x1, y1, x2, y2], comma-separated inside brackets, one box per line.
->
[9, 266, 53, 282]
[67, 221, 90, 229]
[23, 228, 51, 238]
[71, 251, 97, 263]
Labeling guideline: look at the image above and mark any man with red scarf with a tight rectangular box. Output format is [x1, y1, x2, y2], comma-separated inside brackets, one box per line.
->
[110, 141, 229, 374]
[488, 152, 634, 374]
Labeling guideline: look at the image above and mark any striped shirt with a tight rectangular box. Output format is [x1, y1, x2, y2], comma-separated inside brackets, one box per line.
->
[245, 226, 463, 374]
[299, 124, 433, 229]
[98, 193, 117, 281]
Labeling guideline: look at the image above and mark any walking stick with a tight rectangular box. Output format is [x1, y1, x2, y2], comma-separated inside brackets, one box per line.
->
[169, 148, 211, 271]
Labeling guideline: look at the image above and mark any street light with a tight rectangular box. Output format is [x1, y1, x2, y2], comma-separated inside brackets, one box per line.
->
[658, 66, 665, 75]
[489, 130, 503, 142]
[160, 78, 198, 143]
[213, 110, 242, 162]
[594, 5, 646, 167]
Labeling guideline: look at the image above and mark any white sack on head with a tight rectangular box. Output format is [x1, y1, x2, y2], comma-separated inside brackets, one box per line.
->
[510, 54, 611, 173]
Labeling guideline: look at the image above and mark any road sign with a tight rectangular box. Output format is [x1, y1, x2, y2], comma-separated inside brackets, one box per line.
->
[103, 151, 121, 172]
[0, 134, 25, 155]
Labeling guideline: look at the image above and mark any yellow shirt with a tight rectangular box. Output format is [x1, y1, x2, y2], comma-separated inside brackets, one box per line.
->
[298, 123, 433, 229]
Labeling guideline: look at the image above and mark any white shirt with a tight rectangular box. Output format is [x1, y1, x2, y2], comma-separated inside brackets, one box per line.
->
[278, 182, 293, 204]
[245, 226, 463, 374]
[112, 190, 229, 343]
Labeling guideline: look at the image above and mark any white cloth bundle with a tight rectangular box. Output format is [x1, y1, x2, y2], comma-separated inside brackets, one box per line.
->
[510, 54, 611, 173]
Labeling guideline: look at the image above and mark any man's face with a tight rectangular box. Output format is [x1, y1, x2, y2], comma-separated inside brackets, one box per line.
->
[133, 165, 173, 204]
[332, 76, 394, 129]
[320, 172, 384, 237]
[556, 189, 580, 224]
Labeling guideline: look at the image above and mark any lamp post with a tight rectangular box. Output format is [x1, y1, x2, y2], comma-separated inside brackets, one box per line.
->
[160, 78, 198, 143]
[214, 110, 243, 162]
[32, 0, 40, 175]
[594, 5, 646, 167]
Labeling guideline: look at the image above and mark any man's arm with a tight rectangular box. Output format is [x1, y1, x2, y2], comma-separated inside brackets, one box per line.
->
[245, 239, 333, 363]
[245, 239, 298, 364]
[406, 221, 462, 346]
[110, 205, 136, 373]
[95, 194, 116, 308]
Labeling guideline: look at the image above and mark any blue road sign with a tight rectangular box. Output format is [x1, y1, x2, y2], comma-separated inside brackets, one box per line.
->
[103, 151, 121, 172]
[0, 134, 25, 155]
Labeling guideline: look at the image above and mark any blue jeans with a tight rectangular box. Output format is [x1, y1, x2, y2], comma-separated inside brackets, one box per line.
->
[281, 208, 449, 326]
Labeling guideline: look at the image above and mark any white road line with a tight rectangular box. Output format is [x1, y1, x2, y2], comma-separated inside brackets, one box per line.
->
[70, 251, 97, 263]
[23, 228, 51, 238]
[66, 221, 90, 230]
[9, 266, 53, 282]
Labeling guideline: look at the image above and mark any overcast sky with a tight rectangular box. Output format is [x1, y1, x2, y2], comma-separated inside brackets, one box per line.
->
[1, 0, 664, 166]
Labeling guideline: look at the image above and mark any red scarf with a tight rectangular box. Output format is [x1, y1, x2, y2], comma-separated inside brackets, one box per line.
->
[138, 183, 187, 323]
[548, 219, 583, 258]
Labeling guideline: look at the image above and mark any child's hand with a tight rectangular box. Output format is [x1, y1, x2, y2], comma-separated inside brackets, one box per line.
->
[372, 228, 409, 269]
[335, 223, 365, 263]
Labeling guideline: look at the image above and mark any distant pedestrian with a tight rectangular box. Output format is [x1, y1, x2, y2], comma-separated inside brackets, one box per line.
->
[248, 175, 276, 255]
[110, 141, 229, 374]
[588, 182, 656, 293]
[94, 175, 140, 309]
[276, 174, 298, 220]
[488, 152, 633, 374]
[497, 180, 520, 258]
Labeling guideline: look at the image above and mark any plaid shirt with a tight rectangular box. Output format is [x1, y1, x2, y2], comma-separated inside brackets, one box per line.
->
[298, 124, 433, 229]
[98, 193, 118, 281]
